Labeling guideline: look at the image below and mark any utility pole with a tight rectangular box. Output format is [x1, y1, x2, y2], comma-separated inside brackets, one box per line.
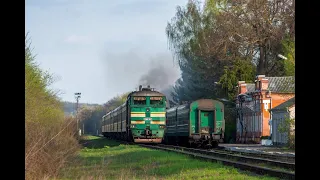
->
[75, 92, 81, 136]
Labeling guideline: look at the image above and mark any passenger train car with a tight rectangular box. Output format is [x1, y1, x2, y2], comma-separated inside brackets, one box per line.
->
[164, 99, 225, 148]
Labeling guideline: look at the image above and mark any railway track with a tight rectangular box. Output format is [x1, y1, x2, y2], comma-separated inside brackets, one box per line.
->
[157, 144, 294, 169]
[160, 144, 294, 163]
[139, 144, 295, 180]
[220, 147, 295, 163]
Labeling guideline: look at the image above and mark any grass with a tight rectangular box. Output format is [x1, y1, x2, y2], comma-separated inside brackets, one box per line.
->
[57, 135, 279, 180]
[254, 163, 294, 173]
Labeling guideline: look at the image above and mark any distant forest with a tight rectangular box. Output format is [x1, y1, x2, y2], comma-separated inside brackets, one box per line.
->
[63, 101, 100, 116]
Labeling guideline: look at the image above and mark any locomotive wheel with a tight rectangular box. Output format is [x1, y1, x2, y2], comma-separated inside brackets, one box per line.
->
[204, 144, 212, 149]
[211, 141, 218, 148]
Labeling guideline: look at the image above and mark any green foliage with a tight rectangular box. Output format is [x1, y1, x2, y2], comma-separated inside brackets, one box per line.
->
[166, 0, 294, 103]
[281, 37, 295, 76]
[166, 0, 204, 63]
[78, 106, 105, 135]
[278, 116, 295, 149]
[76, 92, 130, 135]
[25, 33, 79, 180]
[25, 34, 63, 125]
[204, 0, 228, 15]
[63, 101, 99, 116]
[166, 0, 227, 102]
[104, 92, 130, 113]
[218, 59, 256, 100]
[58, 136, 277, 180]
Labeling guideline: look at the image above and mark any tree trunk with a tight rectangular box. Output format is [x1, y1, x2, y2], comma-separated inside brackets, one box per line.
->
[257, 45, 266, 75]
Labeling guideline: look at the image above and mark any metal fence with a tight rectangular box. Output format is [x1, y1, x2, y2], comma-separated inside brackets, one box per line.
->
[271, 113, 289, 145]
[236, 110, 262, 143]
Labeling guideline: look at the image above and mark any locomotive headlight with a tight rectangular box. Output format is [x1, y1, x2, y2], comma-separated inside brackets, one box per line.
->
[130, 125, 136, 128]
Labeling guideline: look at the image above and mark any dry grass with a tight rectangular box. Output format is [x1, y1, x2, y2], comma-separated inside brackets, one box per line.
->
[25, 117, 80, 180]
[25, 34, 80, 180]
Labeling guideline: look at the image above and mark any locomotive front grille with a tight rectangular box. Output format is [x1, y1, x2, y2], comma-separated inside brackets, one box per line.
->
[200, 127, 211, 134]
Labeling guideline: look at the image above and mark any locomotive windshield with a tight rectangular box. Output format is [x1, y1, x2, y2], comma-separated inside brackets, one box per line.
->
[133, 97, 146, 105]
[150, 96, 164, 106]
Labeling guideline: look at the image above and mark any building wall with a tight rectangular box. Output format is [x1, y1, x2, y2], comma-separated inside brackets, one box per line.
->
[236, 93, 294, 143]
[271, 111, 289, 145]
[236, 75, 294, 144]
[271, 106, 295, 145]
[261, 93, 295, 137]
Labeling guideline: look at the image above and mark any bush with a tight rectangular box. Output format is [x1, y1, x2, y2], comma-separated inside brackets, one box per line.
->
[25, 34, 80, 180]
[278, 116, 295, 149]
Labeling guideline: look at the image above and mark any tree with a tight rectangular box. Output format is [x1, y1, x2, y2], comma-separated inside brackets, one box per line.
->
[103, 92, 130, 113]
[281, 35, 295, 76]
[166, 0, 227, 102]
[166, 0, 295, 102]
[78, 106, 105, 135]
[218, 58, 256, 100]
[211, 0, 295, 75]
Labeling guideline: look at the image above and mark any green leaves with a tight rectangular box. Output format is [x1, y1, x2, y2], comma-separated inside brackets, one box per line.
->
[281, 37, 295, 76]
[166, 0, 294, 103]
[218, 59, 256, 100]
[25, 33, 64, 125]
[25, 34, 79, 179]
[278, 116, 295, 149]
[103, 92, 130, 113]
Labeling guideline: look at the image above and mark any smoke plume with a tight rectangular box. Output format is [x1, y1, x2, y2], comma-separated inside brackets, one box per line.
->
[138, 53, 180, 92]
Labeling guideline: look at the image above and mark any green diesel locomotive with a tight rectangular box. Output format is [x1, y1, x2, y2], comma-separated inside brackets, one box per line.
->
[101, 85, 167, 143]
[164, 99, 225, 148]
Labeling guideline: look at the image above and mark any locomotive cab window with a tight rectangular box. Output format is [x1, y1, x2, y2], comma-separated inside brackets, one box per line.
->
[150, 97, 163, 105]
[133, 97, 146, 105]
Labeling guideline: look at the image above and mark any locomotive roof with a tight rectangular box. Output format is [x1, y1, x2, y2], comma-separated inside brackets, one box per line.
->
[166, 99, 224, 111]
[129, 90, 165, 97]
[103, 89, 166, 118]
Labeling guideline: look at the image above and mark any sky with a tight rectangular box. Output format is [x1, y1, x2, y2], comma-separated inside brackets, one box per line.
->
[25, 0, 190, 104]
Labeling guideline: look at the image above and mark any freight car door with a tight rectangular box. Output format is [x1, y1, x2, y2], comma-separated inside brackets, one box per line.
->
[200, 111, 214, 133]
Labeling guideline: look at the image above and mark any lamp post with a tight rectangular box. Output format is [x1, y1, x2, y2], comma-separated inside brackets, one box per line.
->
[278, 54, 287, 60]
[75, 92, 81, 136]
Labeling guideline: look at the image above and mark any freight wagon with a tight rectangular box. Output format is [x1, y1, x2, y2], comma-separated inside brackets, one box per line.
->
[101, 85, 167, 143]
[164, 99, 225, 148]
